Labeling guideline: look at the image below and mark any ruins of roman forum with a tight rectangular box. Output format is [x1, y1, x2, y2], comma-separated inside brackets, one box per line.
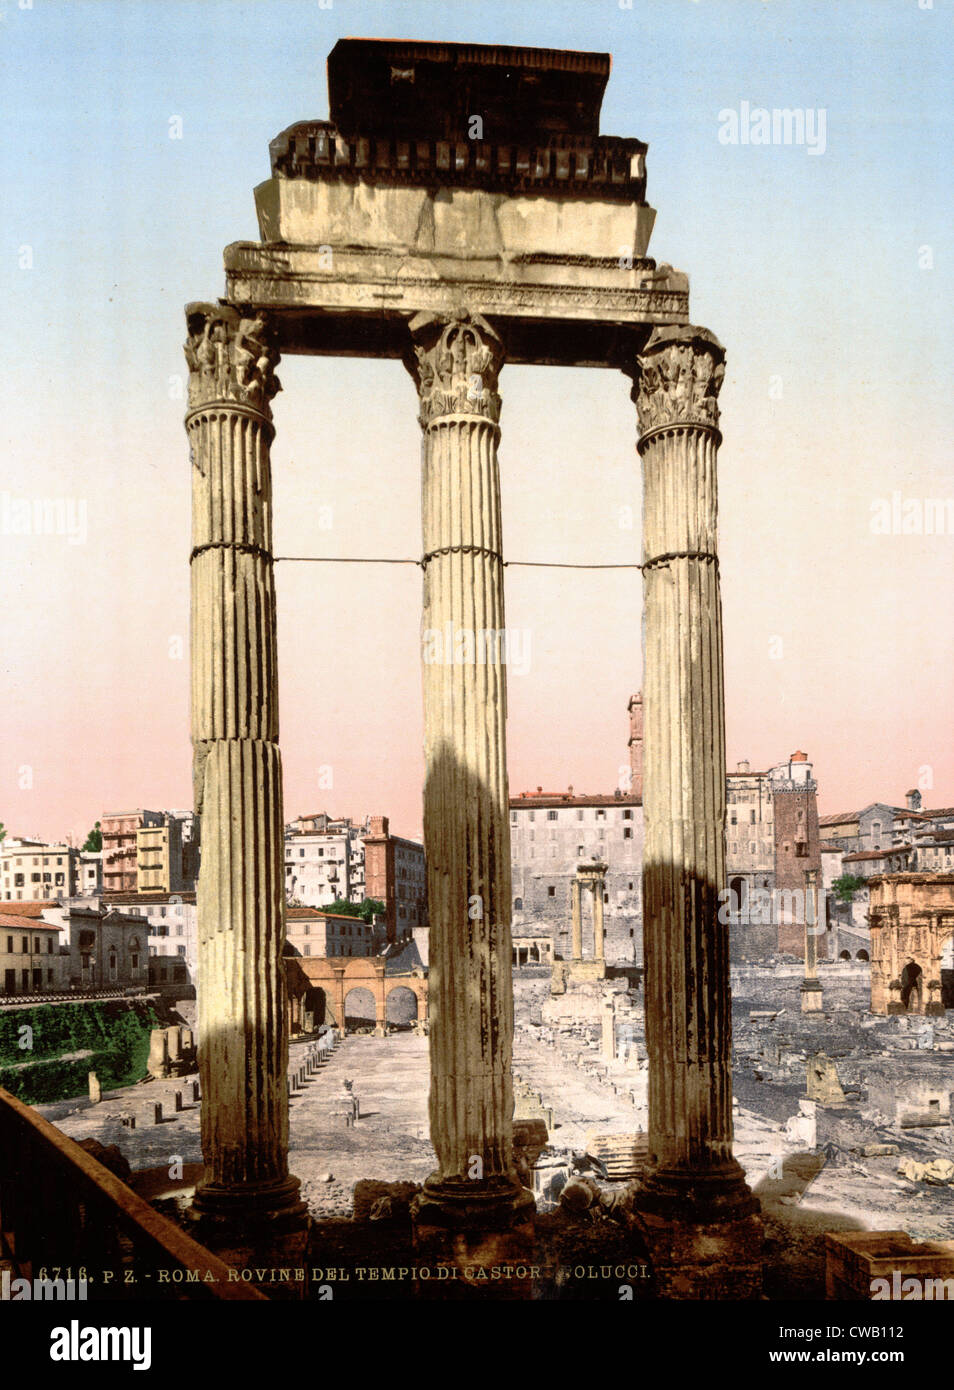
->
[3, 38, 953, 1304]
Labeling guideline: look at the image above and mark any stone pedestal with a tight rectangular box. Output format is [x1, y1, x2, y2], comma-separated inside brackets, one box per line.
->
[800, 980, 824, 1013]
[184, 303, 306, 1239]
[405, 312, 530, 1236]
[628, 327, 760, 1274]
[411, 1183, 536, 1299]
[566, 959, 606, 983]
[632, 1204, 763, 1300]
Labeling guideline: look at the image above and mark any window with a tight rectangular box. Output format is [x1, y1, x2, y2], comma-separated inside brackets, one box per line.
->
[21, 937, 28, 953]
[304, 924, 310, 936]
[795, 842, 808, 858]
[623, 828, 632, 840]
[623, 809, 632, 820]
[510, 811, 517, 823]
[47, 939, 53, 955]
[5, 937, 11, 952]
[730, 813, 737, 825]
[750, 810, 757, 824]
[577, 809, 584, 821]
[300, 848, 305, 858]
[55, 873, 64, 886]
[547, 810, 558, 821]
[547, 885, 556, 898]
[528, 811, 535, 822]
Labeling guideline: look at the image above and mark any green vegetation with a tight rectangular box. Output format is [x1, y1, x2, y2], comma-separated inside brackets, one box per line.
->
[82, 821, 102, 852]
[322, 897, 386, 924]
[831, 873, 867, 904]
[0, 999, 160, 1105]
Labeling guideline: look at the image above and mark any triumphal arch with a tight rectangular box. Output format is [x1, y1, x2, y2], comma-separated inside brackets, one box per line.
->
[184, 39, 761, 1295]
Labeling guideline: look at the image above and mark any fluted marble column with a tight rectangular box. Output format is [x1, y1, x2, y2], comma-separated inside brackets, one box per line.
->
[405, 312, 529, 1223]
[184, 303, 304, 1226]
[801, 868, 823, 1011]
[631, 325, 755, 1221]
[571, 878, 583, 962]
[594, 880, 605, 963]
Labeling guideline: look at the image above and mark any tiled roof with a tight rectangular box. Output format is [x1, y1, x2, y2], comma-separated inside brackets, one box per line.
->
[0, 900, 59, 916]
[842, 847, 911, 863]
[818, 813, 858, 827]
[0, 915, 61, 931]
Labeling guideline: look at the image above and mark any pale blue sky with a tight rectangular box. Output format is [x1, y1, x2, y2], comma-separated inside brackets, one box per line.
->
[1, 0, 951, 841]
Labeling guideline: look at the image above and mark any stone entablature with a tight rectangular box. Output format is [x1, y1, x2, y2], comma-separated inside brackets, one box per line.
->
[268, 121, 648, 199]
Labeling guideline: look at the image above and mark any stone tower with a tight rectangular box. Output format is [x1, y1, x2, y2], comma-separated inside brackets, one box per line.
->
[628, 691, 643, 799]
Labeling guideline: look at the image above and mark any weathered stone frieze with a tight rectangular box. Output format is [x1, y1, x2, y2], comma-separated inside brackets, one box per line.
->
[184, 303, 281, 415]
[634, 325, 726, 434]
[269, 121, 648, 201]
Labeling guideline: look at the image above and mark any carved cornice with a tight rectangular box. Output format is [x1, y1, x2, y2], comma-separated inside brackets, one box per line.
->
[632, 325, 725, 436]
[268, 122, 648, 202]
[406, 313, 503, 427]
[184, 303, 281, 416]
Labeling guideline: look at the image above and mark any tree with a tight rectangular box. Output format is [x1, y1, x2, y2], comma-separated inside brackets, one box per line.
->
[82, 821, 102, 853]
[831, 873, 866, 904]
[322, 897, 386, 923]
[0, 822, 5, 845]
[322, 898, 362, 918]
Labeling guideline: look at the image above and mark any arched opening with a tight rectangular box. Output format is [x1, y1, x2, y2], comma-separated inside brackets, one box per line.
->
[941, 935, 954, 1010]
[514, 897, 523, 911]
[856, 949, 869, 962]
[304, 985, 326, 1027]
[900, 960, 923, 1012]
[839, 950, 851, 960]
[729, 876, 746, 917]
[385, 985, 418, 1030]
[344, 986, 377, 1033]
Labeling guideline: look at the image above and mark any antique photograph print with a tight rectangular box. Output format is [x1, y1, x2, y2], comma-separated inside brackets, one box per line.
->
[0, 0, 951, 1357]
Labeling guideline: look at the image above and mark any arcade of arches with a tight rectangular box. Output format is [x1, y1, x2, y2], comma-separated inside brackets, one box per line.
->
[285, 956, 428, 1037]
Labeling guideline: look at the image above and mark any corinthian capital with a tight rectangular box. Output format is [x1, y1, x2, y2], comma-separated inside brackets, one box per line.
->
[184, 303, 281, 415]
[633, 325, 725, 435]
[406, 312, 503, 427]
